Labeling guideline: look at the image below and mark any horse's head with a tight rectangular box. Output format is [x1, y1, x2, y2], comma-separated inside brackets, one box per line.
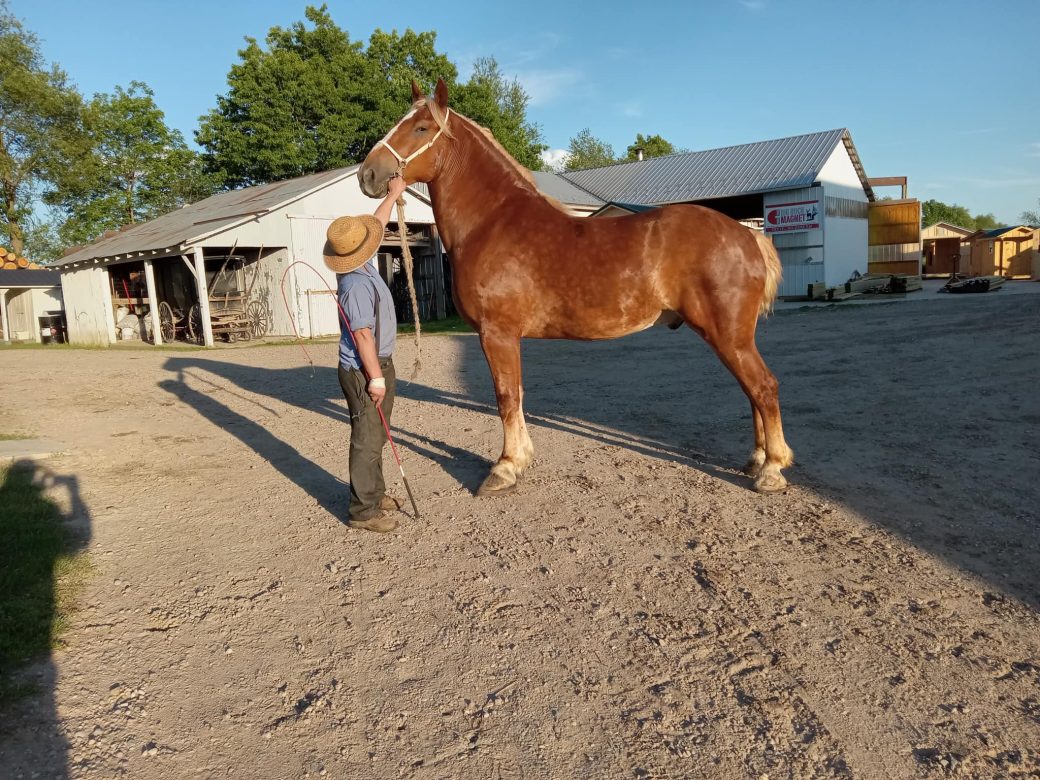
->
[359, 78, 453, 198]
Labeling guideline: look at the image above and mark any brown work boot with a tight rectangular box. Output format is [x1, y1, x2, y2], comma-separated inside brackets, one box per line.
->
[379, 494, 403, 512]
[347, 511, 398, 534]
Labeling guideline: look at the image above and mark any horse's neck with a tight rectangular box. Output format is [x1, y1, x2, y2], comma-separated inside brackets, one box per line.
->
[428, 120, 550, 253]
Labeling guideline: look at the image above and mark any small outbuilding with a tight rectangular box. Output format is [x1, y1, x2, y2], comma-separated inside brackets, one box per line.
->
[921, 222, 973, 276]
[967, 226, 1038, 278]
[55, 166, 438, 347]
[0, 268, 64, 343]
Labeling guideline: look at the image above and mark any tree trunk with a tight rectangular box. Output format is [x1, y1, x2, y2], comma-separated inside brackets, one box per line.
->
[2, 178, 24, 255]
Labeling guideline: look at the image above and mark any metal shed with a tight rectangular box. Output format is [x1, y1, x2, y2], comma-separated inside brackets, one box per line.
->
[555, 129, 877, 296]
[55, 167, 437, 347]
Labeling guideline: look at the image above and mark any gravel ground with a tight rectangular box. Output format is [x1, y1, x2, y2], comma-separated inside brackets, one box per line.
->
[1, 288, 1038, 779]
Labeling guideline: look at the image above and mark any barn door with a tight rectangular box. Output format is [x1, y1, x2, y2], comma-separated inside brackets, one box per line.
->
[288, 215, 341, 337]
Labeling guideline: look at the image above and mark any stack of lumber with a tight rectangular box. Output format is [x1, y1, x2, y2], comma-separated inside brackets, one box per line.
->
[0, 246, 44, 270]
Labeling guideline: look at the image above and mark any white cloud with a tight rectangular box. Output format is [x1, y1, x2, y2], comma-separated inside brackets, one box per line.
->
[540, 148, 571, 172]
[514, 68, 584, 106]
[619, 101, 643, 118]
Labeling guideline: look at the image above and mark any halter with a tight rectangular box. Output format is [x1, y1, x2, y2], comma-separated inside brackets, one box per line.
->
[377, 108, 451, 171]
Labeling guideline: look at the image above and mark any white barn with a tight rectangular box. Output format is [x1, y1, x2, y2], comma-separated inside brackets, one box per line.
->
[55, 166, 437, 347]
[558, 128, 876, 296]
[0, 269, 64, 343]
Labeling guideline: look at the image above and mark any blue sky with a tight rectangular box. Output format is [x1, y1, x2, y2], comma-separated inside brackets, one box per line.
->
[15, 0, 1040, 223]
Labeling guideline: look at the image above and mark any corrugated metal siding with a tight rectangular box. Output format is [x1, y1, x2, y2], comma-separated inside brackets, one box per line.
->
[561, 129, 847, 205]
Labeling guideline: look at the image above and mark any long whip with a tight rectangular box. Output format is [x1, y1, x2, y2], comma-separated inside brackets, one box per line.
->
[279, 261, 421, 520]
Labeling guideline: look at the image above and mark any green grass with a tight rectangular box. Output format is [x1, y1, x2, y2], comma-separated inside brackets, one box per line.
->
[0, 433, 32, 442]
[398, 314, 473, 335]
[0, 464, 92, 707]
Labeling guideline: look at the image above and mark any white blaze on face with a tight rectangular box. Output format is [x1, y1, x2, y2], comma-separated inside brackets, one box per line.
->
[379, 104, 421, 147]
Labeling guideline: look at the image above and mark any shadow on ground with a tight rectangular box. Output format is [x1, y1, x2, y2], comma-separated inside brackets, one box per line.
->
[162, 294, 1040, 612]
[0, 460, 93, 779]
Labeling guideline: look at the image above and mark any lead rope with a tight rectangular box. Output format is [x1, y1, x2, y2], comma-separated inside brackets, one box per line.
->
[394, 194, 422, 380]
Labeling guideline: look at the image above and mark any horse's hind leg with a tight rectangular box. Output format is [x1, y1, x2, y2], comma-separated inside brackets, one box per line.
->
[744, 404, 766, 478]
[477, 331, 534, 496]
[721, 342, 793, 491]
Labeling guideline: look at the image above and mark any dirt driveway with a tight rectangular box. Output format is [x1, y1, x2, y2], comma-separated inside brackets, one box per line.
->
[1, 291, 1038, 779]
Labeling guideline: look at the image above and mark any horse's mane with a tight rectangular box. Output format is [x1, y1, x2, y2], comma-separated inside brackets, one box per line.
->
[416, 99, 569, 214]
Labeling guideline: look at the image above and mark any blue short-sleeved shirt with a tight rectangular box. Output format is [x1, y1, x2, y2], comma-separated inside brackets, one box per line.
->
[337, 260, 397, 371]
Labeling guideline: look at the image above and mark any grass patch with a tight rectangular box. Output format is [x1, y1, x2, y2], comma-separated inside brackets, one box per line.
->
[0, 433, 32, 442]
[0, 464, 92, 707]
[398, 314, 473, 335]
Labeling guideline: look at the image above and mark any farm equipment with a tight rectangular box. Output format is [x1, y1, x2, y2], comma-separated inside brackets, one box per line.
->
[188, 254, 271, 344]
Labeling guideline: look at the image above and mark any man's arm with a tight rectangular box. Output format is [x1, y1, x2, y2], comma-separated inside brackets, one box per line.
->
[352, 327, 386, 405]
[372, 175, 409, 228]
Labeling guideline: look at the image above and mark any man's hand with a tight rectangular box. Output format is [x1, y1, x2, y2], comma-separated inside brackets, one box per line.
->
[387, 175, 408, 201]
[367, 378, 386, 406]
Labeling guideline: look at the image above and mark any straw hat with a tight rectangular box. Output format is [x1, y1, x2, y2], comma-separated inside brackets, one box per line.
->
[323, 214, 384, 273]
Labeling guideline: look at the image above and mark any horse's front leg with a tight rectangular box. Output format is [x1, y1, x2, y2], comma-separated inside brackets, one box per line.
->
[477, 330, 533, 496]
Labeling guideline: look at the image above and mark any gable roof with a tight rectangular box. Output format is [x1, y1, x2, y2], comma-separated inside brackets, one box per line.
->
[977, 225, 1033, 239]
[54, 167, 434, 269]
[589, 201, 657, 217]
[559, 129, 873, 205]
[0, 269, 61, 287]
[529, 171, 604, 207]
[922, 221, 974, 236]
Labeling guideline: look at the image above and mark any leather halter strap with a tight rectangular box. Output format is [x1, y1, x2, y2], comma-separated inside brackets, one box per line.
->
[378, 108, 451, 170]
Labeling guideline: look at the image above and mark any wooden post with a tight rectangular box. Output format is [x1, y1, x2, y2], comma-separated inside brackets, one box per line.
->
[432, 225, 446, 320]
[0, 289, 10, 343]
[143, 258, 162, 345]
[192, 247, 214, 347]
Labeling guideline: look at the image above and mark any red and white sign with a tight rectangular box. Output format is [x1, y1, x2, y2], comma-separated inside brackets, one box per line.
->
[764, 199, 822, 234]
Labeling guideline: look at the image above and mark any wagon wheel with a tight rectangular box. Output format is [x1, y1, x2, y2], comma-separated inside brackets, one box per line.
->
[157, 301, 176, 343]
[226, 332, 238, 344]
[187, 303, 204, 345]
[247, 300, 270, 338]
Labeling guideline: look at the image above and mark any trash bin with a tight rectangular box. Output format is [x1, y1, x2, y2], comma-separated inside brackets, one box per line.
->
[38, 314, 66, 344]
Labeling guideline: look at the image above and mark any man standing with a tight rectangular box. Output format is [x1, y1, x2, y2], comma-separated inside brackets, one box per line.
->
[323, 176, 408, 532]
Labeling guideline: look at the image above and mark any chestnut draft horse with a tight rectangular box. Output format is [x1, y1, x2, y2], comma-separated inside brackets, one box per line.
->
[360, 79, 794, 497]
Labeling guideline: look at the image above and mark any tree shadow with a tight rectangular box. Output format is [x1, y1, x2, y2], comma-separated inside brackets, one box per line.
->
[158, 361, 350, 524]
[0, 459, 93, 779]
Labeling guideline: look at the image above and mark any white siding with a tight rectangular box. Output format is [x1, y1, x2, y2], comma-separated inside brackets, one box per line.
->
[288, 216, 341, 337]
[816, 143, 869, 200]
[61, 266, 115, 346]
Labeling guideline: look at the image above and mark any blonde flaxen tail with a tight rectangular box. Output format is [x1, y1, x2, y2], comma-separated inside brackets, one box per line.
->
[753, 231, 783, 317]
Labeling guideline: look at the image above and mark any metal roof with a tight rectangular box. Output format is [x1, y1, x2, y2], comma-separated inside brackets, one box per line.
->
[0, 269, 61, 287]
[54, 166, 365, 268]
[559, 129, 869, 205]
[980, 226, 1024, 238]
[530, 171, 604, 207]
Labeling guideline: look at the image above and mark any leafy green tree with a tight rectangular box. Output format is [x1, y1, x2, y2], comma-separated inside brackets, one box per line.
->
[922, 199, 1003, 231]
[453, 57, 545, 170]
[1020, 199, 1039, 226]
[0, 1, 86, 254]
[45, 82, 219, 247]
[564, 129, 616, 171]
[197, 6, 545, 185]
[624, 133, 677, 161]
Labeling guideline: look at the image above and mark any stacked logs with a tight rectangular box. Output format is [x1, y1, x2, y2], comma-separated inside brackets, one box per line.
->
[0, 246, 44, 270]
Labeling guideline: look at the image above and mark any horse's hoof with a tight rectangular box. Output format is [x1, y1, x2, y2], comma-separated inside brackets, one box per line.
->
[753, 470, 788, 493]
[477, 472, 518, 497]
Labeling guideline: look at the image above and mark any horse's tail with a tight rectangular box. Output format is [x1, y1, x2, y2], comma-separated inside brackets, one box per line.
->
[753, 231, 782, 317]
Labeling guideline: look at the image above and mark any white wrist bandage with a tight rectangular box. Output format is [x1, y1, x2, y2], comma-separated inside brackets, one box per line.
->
[368, 377, 386, 390]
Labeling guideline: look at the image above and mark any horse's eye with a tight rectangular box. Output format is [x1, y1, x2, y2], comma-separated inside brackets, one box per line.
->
[416, 125, 429, 133]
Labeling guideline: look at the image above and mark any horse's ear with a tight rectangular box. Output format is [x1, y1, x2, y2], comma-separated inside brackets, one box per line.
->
[434, 78, 450, 110]
[411, 79, 424, 104]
